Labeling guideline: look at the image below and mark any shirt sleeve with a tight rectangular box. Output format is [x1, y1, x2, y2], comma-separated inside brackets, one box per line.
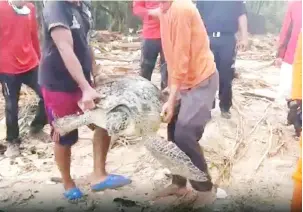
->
[170, 8, 192, 89]
[43, 2, 71, 33]
[133, 0, 148, 19]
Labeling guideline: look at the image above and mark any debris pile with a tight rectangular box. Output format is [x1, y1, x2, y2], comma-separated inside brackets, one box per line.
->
[237, 33, 278, 61]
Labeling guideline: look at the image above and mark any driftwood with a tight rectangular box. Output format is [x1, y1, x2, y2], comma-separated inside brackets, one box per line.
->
[255, 120, 273, 171]
[268, 129, 286, 157]
[241, 91, 275, 102]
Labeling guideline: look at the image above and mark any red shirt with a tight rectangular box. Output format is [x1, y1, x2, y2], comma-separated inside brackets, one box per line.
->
[277, 0, 302, 65]
[133, 0, 161, 39]
[0, 1, 40, 74]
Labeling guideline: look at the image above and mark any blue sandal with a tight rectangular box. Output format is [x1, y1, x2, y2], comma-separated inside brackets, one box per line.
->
[63, 187, 84, 200]
[91, 174, 132, 192]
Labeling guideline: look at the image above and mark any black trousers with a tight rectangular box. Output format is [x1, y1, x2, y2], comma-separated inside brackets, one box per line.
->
[0, 67, 47, 143]
[209, 34, 236, 112]
[140, 38, 168, 90]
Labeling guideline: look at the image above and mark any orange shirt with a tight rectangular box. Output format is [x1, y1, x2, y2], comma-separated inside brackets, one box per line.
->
[159, 0, 216, 90]
[291, 32, 302, 183]
[293, 136, 302, 182]
[291, 32, 302, 101]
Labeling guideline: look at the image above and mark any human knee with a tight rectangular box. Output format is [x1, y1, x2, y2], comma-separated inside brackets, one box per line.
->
[140, 60, 155, 80]
[175, 121, 204, 141]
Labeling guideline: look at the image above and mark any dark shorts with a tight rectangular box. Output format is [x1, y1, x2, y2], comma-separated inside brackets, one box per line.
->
[41, 87, 82, 146]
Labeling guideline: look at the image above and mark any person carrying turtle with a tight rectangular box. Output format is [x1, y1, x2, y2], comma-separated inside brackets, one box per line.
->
[39, 0, 131, 200]
[153, 0, 219, 205]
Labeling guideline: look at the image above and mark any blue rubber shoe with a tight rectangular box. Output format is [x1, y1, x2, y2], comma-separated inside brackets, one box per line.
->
[63, 187, 84, 200]
[91, 174, 132, 192]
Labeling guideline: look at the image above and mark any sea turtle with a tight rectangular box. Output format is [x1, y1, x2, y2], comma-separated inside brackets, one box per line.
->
[52, 75, 208, 182]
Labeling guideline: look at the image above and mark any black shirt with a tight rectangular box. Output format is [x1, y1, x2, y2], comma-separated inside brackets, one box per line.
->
[196, 1, 247, 34]
[39, 1, 92, 92]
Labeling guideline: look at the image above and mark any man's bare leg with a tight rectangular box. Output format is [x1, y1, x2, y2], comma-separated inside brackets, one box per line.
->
[54, 143, 75, 190]
[91, 128, 111, 184]
[89, 127, 131, 191]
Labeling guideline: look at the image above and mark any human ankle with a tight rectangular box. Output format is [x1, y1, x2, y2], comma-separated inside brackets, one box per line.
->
[91, 170, 107, 180]
[63, 179, 76, 190]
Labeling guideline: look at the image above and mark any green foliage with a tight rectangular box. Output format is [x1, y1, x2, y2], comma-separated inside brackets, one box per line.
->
[33, 1, 286, 34]
[246, 1, 287, 33]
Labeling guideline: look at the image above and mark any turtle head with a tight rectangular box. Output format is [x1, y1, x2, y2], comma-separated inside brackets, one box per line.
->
[106, 105, 133, 136]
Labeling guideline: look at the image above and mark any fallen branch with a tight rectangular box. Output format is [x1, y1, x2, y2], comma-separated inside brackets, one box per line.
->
[268, 129, 285, 157]
[235, 102, 272, 162]
[255, 120, 273, 171]
[232, 99, 247, 118]
[241, 91, 275, 102]
[268, 142, 286, 157]
[214, 99, 246, 184]
[246, 103, 272, 138]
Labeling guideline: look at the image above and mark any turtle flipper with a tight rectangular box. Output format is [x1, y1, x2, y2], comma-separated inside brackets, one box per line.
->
[144, 136, 209, 182]
[52, 110, 95, 136]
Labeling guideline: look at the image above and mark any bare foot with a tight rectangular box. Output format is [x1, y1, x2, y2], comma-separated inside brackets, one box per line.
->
[4, 143, 21, 158]
[193, 187, 217, 208]
[174, 189, 198, 206]
[63, 180, 77, 191]
[152, 184, 189, 200]
[90, 172, 108, 186]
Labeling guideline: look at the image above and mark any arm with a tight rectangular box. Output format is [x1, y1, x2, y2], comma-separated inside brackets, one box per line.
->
[238, 14, 248, 41]
[133, 0, 148, 19]
[237, 1, 248, 49]
[277, 2, 293, 59]
[44, 2, 91, 91]
[168, 8, 192, 102]
[51, 28, 91, 90]
[30, 4, 41, 60]
[89, 45, 98, 80]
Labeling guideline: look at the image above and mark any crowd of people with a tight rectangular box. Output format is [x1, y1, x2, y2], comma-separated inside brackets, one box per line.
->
[0, 0, 301, 210]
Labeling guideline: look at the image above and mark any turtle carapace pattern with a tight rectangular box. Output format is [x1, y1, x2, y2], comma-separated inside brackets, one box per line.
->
[52, 75, 208, 182]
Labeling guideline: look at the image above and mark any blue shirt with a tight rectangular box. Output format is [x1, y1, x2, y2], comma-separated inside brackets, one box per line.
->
[39, 1, 92, 92]
[196, 1, 246, 34]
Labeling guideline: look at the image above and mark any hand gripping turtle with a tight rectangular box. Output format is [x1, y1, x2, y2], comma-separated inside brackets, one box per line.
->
[52, 75, 208, 182]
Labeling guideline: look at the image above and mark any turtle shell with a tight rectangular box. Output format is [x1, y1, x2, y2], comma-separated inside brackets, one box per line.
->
[94, 75, 163, 135]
